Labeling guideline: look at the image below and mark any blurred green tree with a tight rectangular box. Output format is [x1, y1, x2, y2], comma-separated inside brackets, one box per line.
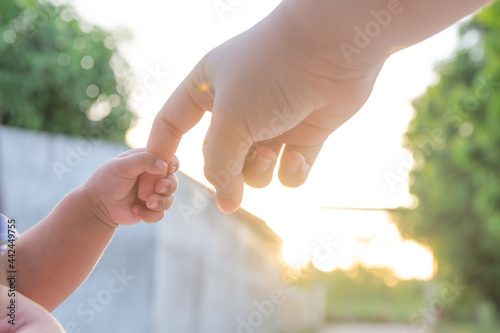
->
[393, 0, 500, 319]
[322, 266, 426, 323]
[0, 0, 134, 141]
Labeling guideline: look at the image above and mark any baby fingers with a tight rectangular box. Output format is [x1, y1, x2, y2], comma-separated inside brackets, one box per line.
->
[155, 174, 179, 196]
[131, 192, 175, 223]
[167, 155, 180, 174]
[132, 204, 165, 223]
[146, 193, 176, 212]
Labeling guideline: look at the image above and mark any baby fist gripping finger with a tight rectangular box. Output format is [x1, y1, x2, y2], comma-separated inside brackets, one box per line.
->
[119, 152, 178, 224]
[155, 174, 179, 196]
[86, 149, 180, 226]
[137, 154, 178, 207]
[112, 149, 169, 178]
[142, 173, 178, 213]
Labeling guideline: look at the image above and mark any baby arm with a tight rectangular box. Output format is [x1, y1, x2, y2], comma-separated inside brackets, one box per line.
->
[1, 148, 178, 312]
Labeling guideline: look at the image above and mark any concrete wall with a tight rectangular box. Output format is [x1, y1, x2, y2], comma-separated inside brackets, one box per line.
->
[0, 126, 323, 333]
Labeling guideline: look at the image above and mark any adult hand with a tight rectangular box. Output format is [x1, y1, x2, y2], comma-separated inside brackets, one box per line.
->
[141, 2, 385, 213]
[140, 0, 490, 213]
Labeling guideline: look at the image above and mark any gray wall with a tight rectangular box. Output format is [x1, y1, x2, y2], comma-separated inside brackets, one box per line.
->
[0, 126, 323, 333]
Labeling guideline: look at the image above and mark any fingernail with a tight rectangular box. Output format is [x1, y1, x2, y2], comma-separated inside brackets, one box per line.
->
[148, 201, 158, 209]
[132, 206, 140, 215]
[167, 163, 176, 174]
[254, 156, 272, 175]
[158, 186, 168, 195]
[156, 160, 168, 171]
[216, 194, 237, 214]
[285, 158, 300, 175]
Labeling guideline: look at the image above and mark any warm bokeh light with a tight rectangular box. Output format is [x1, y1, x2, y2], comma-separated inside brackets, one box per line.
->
[281, 210, 435, 281]
[281, 240, 311, 268]
[391, 241, 435, 280]
[198, 83, 209, 92]
[73, 0, 459, 284]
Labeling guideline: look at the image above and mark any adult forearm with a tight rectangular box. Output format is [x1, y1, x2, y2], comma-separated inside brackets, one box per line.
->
[12, 186, 116, 311]
[279, 0, 493, 67]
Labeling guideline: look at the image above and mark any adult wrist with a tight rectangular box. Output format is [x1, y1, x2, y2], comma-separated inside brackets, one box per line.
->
[277, 0, 391, 71]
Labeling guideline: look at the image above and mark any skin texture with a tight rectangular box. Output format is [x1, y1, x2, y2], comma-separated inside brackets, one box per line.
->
[0, 149, 178, 313]
[0, 286, 64, 333]
[140, 0, 492, 214]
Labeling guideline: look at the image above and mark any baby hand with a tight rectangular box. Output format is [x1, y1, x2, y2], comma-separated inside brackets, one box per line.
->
[83, 148, 179, 226]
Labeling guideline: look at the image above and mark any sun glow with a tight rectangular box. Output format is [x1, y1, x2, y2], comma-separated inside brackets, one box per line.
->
[80, 0, 458, 286]
[280, 210, 435, 281]
[281, 241, 311, 268]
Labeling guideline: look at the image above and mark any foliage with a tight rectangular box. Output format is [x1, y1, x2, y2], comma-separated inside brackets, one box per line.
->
[0, 0, 134, 141]
[322, 267, 426, 323]
[392, 0, 500, 319]
[436, 321, 500, 333]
